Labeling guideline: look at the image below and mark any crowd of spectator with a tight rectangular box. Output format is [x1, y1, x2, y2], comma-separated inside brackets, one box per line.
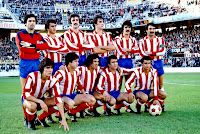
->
[0, 37, 19, 61]
[163, 27, 200, 54]
[0, 37, 19, 72]
[6, 0, 189, 25]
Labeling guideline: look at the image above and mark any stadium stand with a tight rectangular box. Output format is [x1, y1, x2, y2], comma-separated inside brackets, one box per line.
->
[6, 0, 189, 25]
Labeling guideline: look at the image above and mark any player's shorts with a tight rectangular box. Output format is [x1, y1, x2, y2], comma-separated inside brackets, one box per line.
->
[118, 58, 133, 69]
[133, 89, 152, 96]
[61, 93, 78, 100]
[21, 95, 45, 111]
[19, 59, 40, 78]
[152, 60, 164, 76]
[53, 62, 63, 75]
[108, 90, 120, 99]
[88, 90, 95, 95]
[99, 57, 108, 67]
[79, 55, 86, 66]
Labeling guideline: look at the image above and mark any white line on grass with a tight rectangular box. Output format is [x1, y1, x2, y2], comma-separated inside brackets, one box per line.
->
[164, 82, 200, 87]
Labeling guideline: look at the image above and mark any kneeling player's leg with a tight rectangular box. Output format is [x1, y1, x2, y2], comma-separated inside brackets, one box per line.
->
[115, 92, 134, 110]
[23, 100, 37, 130]
[70, 94, 95, 115]
[62, 96, 75, 110]
[135, 91, 148, 113]
[158, 90, 167, 112]
[37, 97, 59, 126]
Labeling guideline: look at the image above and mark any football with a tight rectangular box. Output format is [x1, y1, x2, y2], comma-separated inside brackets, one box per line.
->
[149, 104, 162, 116]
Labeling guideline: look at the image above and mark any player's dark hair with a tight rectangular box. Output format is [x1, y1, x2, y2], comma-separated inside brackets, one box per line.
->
[92, 15, 104, 29]
[122, 20, 132, 31]
[107, 55, 118, 65]
[84, 54, 100, 67]
[45, 19, 56, 31]
[39, 58, 54, 74]
[65, 52, 79, 66]
[141, 56, 152, 63]
[24, 14, 37, 24]
[146, 23, 156, 30]
[69, 14, 80, 24]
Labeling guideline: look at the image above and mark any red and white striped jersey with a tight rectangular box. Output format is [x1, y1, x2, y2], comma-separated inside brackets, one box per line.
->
[139, 36, 165, 60]
[125, 67, 159, 100]
[114, 34, 139, 58]
[63, 29, 95, 56]
[91, 31, 114, 57]
[77, 66, 103, 93]
[23, 71, 62, 104]
[96, 67, 134, 94]
[43, 35, 69, 63]
[54, 65, 83, 95]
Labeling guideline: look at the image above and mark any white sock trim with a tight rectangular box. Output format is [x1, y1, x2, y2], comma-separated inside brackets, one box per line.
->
[97, 100, 104, 106]
[106, 103, 112, 109]
[26, 108, 36, 115]
[123, 101, 131, 106]
[137, 99, 144, 105]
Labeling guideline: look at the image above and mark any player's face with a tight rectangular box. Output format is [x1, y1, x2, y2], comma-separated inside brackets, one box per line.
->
[71, 17, 79, 29]
[146, 25, 155, 37]
[70, 59, 79, 69]
[90, 58, 99, 69]
[95, 18, 104, 30]
[25, 17, 36, 30]
[142, 60, 151, 71]
[123, 25, 131, 35]
[48, 23, 56, 34]
[108, 59, 118, 70]
[43, 66, 53, 77]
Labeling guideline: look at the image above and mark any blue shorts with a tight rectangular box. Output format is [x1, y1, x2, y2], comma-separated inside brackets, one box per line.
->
[79, 55, 86, 66]
[118, 58, 133, 69]
[99, 57, 108, 67]
[108, 90, 120, 99]
[53, 62, 63, 75]
[19, 59, 40, 78]
[152, 60, 164, 76]
[88, 90, 94, 95]
[21, 95, 45, 111]
[133, 89, 152, 96]
[61, 93, 78, 100]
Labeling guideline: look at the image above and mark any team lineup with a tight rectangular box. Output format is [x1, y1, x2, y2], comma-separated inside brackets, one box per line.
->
[16, 13, 167, 131]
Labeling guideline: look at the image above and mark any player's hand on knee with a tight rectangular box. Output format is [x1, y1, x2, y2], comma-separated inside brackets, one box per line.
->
[103, 91, 110, 102]
[59, 118, 69, 131]
[128, 93, 134, 102]
[40, 101, 48, 113]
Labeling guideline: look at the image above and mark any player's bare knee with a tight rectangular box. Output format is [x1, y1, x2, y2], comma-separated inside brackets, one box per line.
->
[29, 103, 37, 111]
[141, 95, 148, 103]
[159, 91, 167, 99]
[90, 96, 96, 105]
[109, 98, 116, 106]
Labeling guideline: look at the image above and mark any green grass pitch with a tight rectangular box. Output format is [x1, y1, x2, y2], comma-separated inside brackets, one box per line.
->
[0, 73, 200, 134]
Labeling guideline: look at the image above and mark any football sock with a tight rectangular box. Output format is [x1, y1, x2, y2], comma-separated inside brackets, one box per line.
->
[70, 103, 92, 115]
[137, 98, 145, 106]
[158, 97, 164, 105]
[103, 104, 106, 111]
[26, 108, 36, 121]
[38, 106, 57, 121]
[115, 101, 124, 109]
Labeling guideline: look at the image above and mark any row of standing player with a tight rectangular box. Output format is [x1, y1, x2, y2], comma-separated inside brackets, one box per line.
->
[16, 13, 167, 131]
